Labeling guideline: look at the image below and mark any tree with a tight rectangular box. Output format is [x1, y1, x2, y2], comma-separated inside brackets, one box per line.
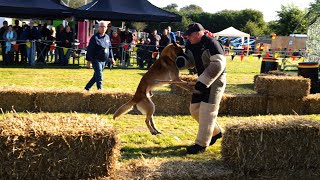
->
[241, 21, 264, 36]
[60, 0, 93, 8]
[131, 22, 147, 32]
[180, 4, 203, 15]
[271, 4, 308, 35]
[162, 3, 179, 14]
[308, 0, 320, 25]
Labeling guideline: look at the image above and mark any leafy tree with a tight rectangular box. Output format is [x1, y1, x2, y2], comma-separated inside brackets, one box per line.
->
[180, 4, 203, 15]
[271, 4, 308, 35]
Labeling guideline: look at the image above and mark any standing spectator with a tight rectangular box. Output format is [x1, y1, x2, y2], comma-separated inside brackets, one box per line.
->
[48, 26, 56, 62]
[60, 26, 74, 66]
[19, 24, 29, 64]
[176, 31, 185, 46]
[110, 31, 121, 61]
[26, 21, 41, 66]
[3, 25, 17, 65]
[0, 21, 8, 65]
[106, 23, 113, 37]
[38, 23, 51, 63]
[148, 29, 160, 51]
[55, 24, 64, 64]
[13, 20, 23, 64]
[159, 29, 170, 53]
[84, 21, 115, 91]
[120, 27, 133, 66]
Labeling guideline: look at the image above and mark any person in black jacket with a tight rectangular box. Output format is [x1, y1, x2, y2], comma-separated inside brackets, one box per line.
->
[13, 20, 23, 64]
[0, 21, 8, 65]
[159, 29, 170, 53]
[84, 21, 115, 91]
[60, 26, 73, 66]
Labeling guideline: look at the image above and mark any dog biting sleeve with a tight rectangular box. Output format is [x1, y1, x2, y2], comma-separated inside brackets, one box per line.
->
[198, 40, 226, 87]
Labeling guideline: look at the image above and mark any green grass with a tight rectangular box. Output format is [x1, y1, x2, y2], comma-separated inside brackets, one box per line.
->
[0, 56, 265, 94]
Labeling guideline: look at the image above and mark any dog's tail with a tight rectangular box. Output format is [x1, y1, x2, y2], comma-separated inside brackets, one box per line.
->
[113, 100, 136, 119]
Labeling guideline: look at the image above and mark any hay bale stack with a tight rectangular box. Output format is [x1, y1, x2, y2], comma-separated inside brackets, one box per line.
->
[227, 94, 267, 115]
[221, 117, 320, 172]
[0, 113, 118, 179]
[253, 71, 293, 84]
[304, 94, 320, 114]
[255, 75, 310, 98]
[267, 97, 306, 115]
[35, 89, 90, 113]
[89, 90, 134, 114]
[0, 87, 36, 112]
[153, 92, 190, 115]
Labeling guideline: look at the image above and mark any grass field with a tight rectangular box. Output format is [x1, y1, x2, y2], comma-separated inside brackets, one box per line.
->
[0, 56, 267, 94]
[0, 55, 313, 178]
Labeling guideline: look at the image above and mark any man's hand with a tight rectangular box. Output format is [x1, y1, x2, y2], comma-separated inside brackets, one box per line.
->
[193, 81, 209, 94]
[111, 58, 116, 65]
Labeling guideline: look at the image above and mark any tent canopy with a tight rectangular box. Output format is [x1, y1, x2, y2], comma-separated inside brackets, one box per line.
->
[75, 0, 181, 22]
[0, 0, 73, 19]
[214, 27, 250, 37]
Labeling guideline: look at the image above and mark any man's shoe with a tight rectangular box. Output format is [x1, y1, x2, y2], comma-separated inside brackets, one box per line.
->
[209, 132, 223, 146]
[186, 144, 206, 154]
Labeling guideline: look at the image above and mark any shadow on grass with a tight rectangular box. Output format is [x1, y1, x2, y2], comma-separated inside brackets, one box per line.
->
[120, 145, 187, 160]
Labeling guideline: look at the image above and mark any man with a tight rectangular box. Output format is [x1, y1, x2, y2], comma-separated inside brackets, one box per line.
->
[85, 21, 115, 91]
[106, 23, 113, 37]
[176, 31, 185, 46]
[13, 20, 23, 64]
[0, 21, 8, 64]
[176, 23, 226, 154]
[159, 29, 170, 53]
[148, 29, 161, 51]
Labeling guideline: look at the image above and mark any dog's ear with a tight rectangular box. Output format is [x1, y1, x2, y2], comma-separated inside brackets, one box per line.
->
[170, 32, 178, 47]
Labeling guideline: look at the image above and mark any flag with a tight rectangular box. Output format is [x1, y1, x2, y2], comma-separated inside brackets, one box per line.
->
[231, 54, 235, 60]
[63, 48, 68, 55]
[13, 44, 19, 52]
[274, 53, 279, 58]
[240, 55, 244, 61]
[292, 56, 296, 61]
[50, 44, 55, 52]
[249, 55, 253, 61]
[26, 42, 31, 48]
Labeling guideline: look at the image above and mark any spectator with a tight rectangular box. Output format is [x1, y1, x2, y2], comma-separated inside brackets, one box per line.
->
[48, 26, 56, 62]
[148, 29, 160, 51]
[84, 21, 115, 91]
[3, 25, 17, 65]
[38, 23, 51, 63]
[55, 24, 64, 64]
[106, 23, 113, 37]
[26, 21, 41, 66]
[60, 25, 74, 66]
[19, 24, 29, 64]
[13, 20, 23, 64]
[159, 29, 170, 53]
[120, 27, 133, 66]
[0, 21, 8, 65]
[176, 31, 185, 46]
[110, 31, 121, 61]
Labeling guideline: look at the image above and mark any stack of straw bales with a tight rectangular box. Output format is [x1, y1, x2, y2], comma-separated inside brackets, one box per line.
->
[226, 94, 267, 116]
[255, 75, 310, 114]
[0, 87, 36, 112]
[222, 117, 320, 173]
[0, 113, 118, 179]
[304, 94, 320, 114]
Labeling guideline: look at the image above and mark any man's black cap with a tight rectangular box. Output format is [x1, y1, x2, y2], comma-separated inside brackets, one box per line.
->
[185, 23, 204, 36]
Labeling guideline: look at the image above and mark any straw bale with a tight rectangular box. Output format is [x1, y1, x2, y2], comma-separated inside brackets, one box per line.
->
[35, 89, 90, 113]
[0, 87, 36, 112]
[304, 94, 320, 114]
[227, 94, 267, 116]
[267, 97, 306, 115]
[221, 117, 320, 172]
[253, 71, 293, 84]
[89, 90, 134, 114]
[255, 75, 310, 98]
[0, 113, 119, 179]
[152, 92, 190, 115]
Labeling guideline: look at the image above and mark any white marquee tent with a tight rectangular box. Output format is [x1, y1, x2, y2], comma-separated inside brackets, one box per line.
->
[214, 26, 250, 54]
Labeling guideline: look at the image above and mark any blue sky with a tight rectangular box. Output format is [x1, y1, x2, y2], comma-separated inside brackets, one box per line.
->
[148, 0, 315, 22]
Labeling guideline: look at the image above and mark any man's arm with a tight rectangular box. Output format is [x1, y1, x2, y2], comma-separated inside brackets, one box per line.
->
[197, 39, 226, 87]
[86, 35, 96, 61]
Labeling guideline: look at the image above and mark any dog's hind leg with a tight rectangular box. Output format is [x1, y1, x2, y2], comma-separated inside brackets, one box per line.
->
[137, 98, 161, 135]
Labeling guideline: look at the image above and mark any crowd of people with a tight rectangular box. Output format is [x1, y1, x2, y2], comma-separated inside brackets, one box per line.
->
[0, 20, 186, 68]
[0, 20, 74, 66]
